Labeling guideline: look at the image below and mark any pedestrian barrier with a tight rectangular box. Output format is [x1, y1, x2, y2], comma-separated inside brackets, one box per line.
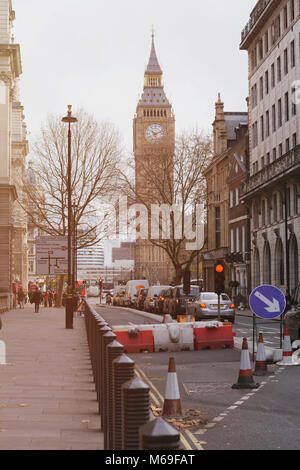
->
[194, 321, 234, 350]
[152, 323, 194, 352]
[177, 314, 195, 323]
[114, 327, 154, 354]
[83, 300, 178, 451]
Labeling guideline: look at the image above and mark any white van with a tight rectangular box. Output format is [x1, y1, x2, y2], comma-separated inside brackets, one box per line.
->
[124, 280, 149, 307]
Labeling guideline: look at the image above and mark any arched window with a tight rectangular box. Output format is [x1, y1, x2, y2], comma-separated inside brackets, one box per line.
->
[263, 241, 271, 284]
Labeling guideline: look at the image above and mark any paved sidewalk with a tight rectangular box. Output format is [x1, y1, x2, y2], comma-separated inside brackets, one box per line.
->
[0, 305, 102, 450]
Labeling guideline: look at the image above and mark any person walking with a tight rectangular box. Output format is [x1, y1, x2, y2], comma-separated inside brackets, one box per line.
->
[48, 291, 53, 307]
[17, 289, 25, 309]
[32, 289, 42, 313]
[106, 293, 112, 307]
[44, 291, 49, 308]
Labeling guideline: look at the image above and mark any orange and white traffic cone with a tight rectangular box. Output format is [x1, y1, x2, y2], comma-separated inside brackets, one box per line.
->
[253, 333, 269, 376]
[162, 357, 182, 417]
[232, 338, 259, 389]
[277, 327, 300, 367]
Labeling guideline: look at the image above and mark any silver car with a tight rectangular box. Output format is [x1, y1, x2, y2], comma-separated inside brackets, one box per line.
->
[187, 292, 235, 323]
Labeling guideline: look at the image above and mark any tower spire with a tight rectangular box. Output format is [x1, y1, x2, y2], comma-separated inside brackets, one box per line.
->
[146, 28, 162, 75]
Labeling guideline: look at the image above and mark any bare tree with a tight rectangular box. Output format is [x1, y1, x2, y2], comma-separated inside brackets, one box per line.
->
[22, 109, 123, 303]
[122, 129, 213, 284]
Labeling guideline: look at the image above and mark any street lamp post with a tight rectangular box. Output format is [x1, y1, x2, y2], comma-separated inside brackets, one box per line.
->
[62, 105, 77, 329]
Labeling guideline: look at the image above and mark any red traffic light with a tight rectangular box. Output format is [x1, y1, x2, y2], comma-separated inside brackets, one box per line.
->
[215, 264, 224, 273]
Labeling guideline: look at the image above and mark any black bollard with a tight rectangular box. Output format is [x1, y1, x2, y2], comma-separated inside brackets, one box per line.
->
[122, 377, 150, 450]
[112, 354, 135, 450]
[101, 330, 116, 432]
[139, 417, 181, 450]
[105, 340, 124, 450]
[94, 318, 107, 400]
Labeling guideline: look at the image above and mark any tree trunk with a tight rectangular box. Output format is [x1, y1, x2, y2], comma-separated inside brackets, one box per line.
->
[172, 265, 183, 286]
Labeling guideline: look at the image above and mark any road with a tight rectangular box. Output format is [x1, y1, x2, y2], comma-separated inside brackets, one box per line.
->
[95, 304, 300, 450]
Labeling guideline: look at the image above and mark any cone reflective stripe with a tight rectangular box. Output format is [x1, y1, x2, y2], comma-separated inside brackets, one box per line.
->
[277, 327, 300, 367]
[162, 357, 182, 416]
[232, 338, 259, 389]
[254, 333, 269, 376]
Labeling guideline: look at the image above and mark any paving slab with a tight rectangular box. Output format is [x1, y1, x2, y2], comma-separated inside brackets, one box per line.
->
[0, 305, 103, 450]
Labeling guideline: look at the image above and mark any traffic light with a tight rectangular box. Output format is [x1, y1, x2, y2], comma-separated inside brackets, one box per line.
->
[98, 278, 103, 288]
[214, 262, 225, 294]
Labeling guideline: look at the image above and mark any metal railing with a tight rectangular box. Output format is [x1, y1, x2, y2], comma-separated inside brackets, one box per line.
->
[83, 300, 181, 450]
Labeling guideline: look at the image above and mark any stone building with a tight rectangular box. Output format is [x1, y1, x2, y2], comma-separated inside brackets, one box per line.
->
[227, 122, 251, 302]
[133, 34, 175, 284]
[0, 0, 28, 310]
[202, 94, 248, 293]
[240, 0, 300, 297]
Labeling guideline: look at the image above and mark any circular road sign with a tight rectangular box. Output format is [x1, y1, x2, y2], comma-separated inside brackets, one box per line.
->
[249, 285, 286, 320]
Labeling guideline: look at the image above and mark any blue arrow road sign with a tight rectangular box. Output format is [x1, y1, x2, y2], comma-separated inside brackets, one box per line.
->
[249, 285, 286, 320]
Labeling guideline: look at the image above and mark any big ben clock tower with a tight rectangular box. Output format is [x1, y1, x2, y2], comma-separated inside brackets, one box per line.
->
[133, 33, 175, 283]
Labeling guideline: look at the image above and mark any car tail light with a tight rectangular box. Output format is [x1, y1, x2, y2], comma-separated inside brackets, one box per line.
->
[200, 303, 207, 308]
[161, 297, 165, 301]
[176, 299, 179, 304]
[149, 297, 153, 301]
[230, 304, 235, 309]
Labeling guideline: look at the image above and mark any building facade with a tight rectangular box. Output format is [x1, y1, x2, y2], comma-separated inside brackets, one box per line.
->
[133, 34, 175, 284]
[0, 0, 28, 309]
[227, 123, 251, 303]
[240, 0, 300, 297]
[202, 94, 248, 294]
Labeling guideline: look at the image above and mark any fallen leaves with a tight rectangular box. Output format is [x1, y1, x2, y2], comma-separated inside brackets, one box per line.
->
[150, 405, 207, 430]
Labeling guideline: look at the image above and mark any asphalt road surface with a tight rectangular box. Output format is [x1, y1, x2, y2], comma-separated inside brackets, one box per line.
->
[95, 305, 300, 450]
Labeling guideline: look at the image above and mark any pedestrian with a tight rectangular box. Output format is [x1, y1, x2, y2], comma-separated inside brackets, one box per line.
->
[106, 293, 112, 307]
[44, 291, 49, 308]
[17, 289, 25, 309]
[48, 291, 53, 307]
[32, 289, 42, 313]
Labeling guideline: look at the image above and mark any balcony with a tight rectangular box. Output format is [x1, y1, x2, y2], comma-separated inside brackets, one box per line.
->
[241, 145, 300, 199]
[240, 0, 277, 48]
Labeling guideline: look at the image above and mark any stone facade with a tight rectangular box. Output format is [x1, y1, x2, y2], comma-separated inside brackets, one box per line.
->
[240, 0, 300, 297]
[133, 35, 175, 284]
[0, 1, 28, 309]
[202, 94, 248, 294]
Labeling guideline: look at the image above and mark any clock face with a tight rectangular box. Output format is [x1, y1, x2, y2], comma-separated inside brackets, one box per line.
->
[145, 124, 166, 144]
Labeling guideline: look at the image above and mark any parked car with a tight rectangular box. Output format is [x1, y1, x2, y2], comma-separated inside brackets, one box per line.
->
[168, 285, 201, 318]
[113, 287, 125, 306]
[124, 280, 149, 308]
[144, 286, 166, 313]
[154, 287, 172, 315]
[133, 288, 148, 311]
[187, 291, 235, 323]
[284, 284, 300, 343]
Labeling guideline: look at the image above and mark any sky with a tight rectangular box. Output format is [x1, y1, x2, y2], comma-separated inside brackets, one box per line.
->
[13, 0, 257, 155]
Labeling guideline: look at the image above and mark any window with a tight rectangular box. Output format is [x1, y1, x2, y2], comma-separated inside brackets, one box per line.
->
[284, 5, 288, 29]
[261, 156, 265, 169]
[291, 41, 295, 68]
[230, 229, 234, 253]
[230, 190, 234, 208]
[285, 92, 289, 121]
[260, 76, 264, 100]
[278, 98, 282, 127]
[279, 143, 283, 157]
[284, 48, 288, 75]
[265, 70, 269, 95]
[262, 199, 266, 226]
[266, 152, 270, 165]
[252, 121, 258, 148]
[291, 0, 295, 21]
[242, 225, 246, 258]
[277, 56, 281, 82]
[272, 104, 276, 132]
[266, 110, 270, 137]
[236, 227, 240, 253]
[271, 63, 275, 88]
[261, 115, 264, 141]
[273, 147, 277, 161]
[258, 39, 263, 61]
[273, 194, 278, 222]
[286, 137, 290, 153]
[235, 187, 239, 206]
[292, 133, 297, 148]
[292, 86, 297, 116]
[215, 207, 221, 249]
[265, 31, 269, 53]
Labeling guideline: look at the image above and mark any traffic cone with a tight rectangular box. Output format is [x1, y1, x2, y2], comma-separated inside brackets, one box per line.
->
[277, 327, 300, 367]
[253, 333, 270, 376]
[232, 338, 259, 389]
[162, 357, 182, 417]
